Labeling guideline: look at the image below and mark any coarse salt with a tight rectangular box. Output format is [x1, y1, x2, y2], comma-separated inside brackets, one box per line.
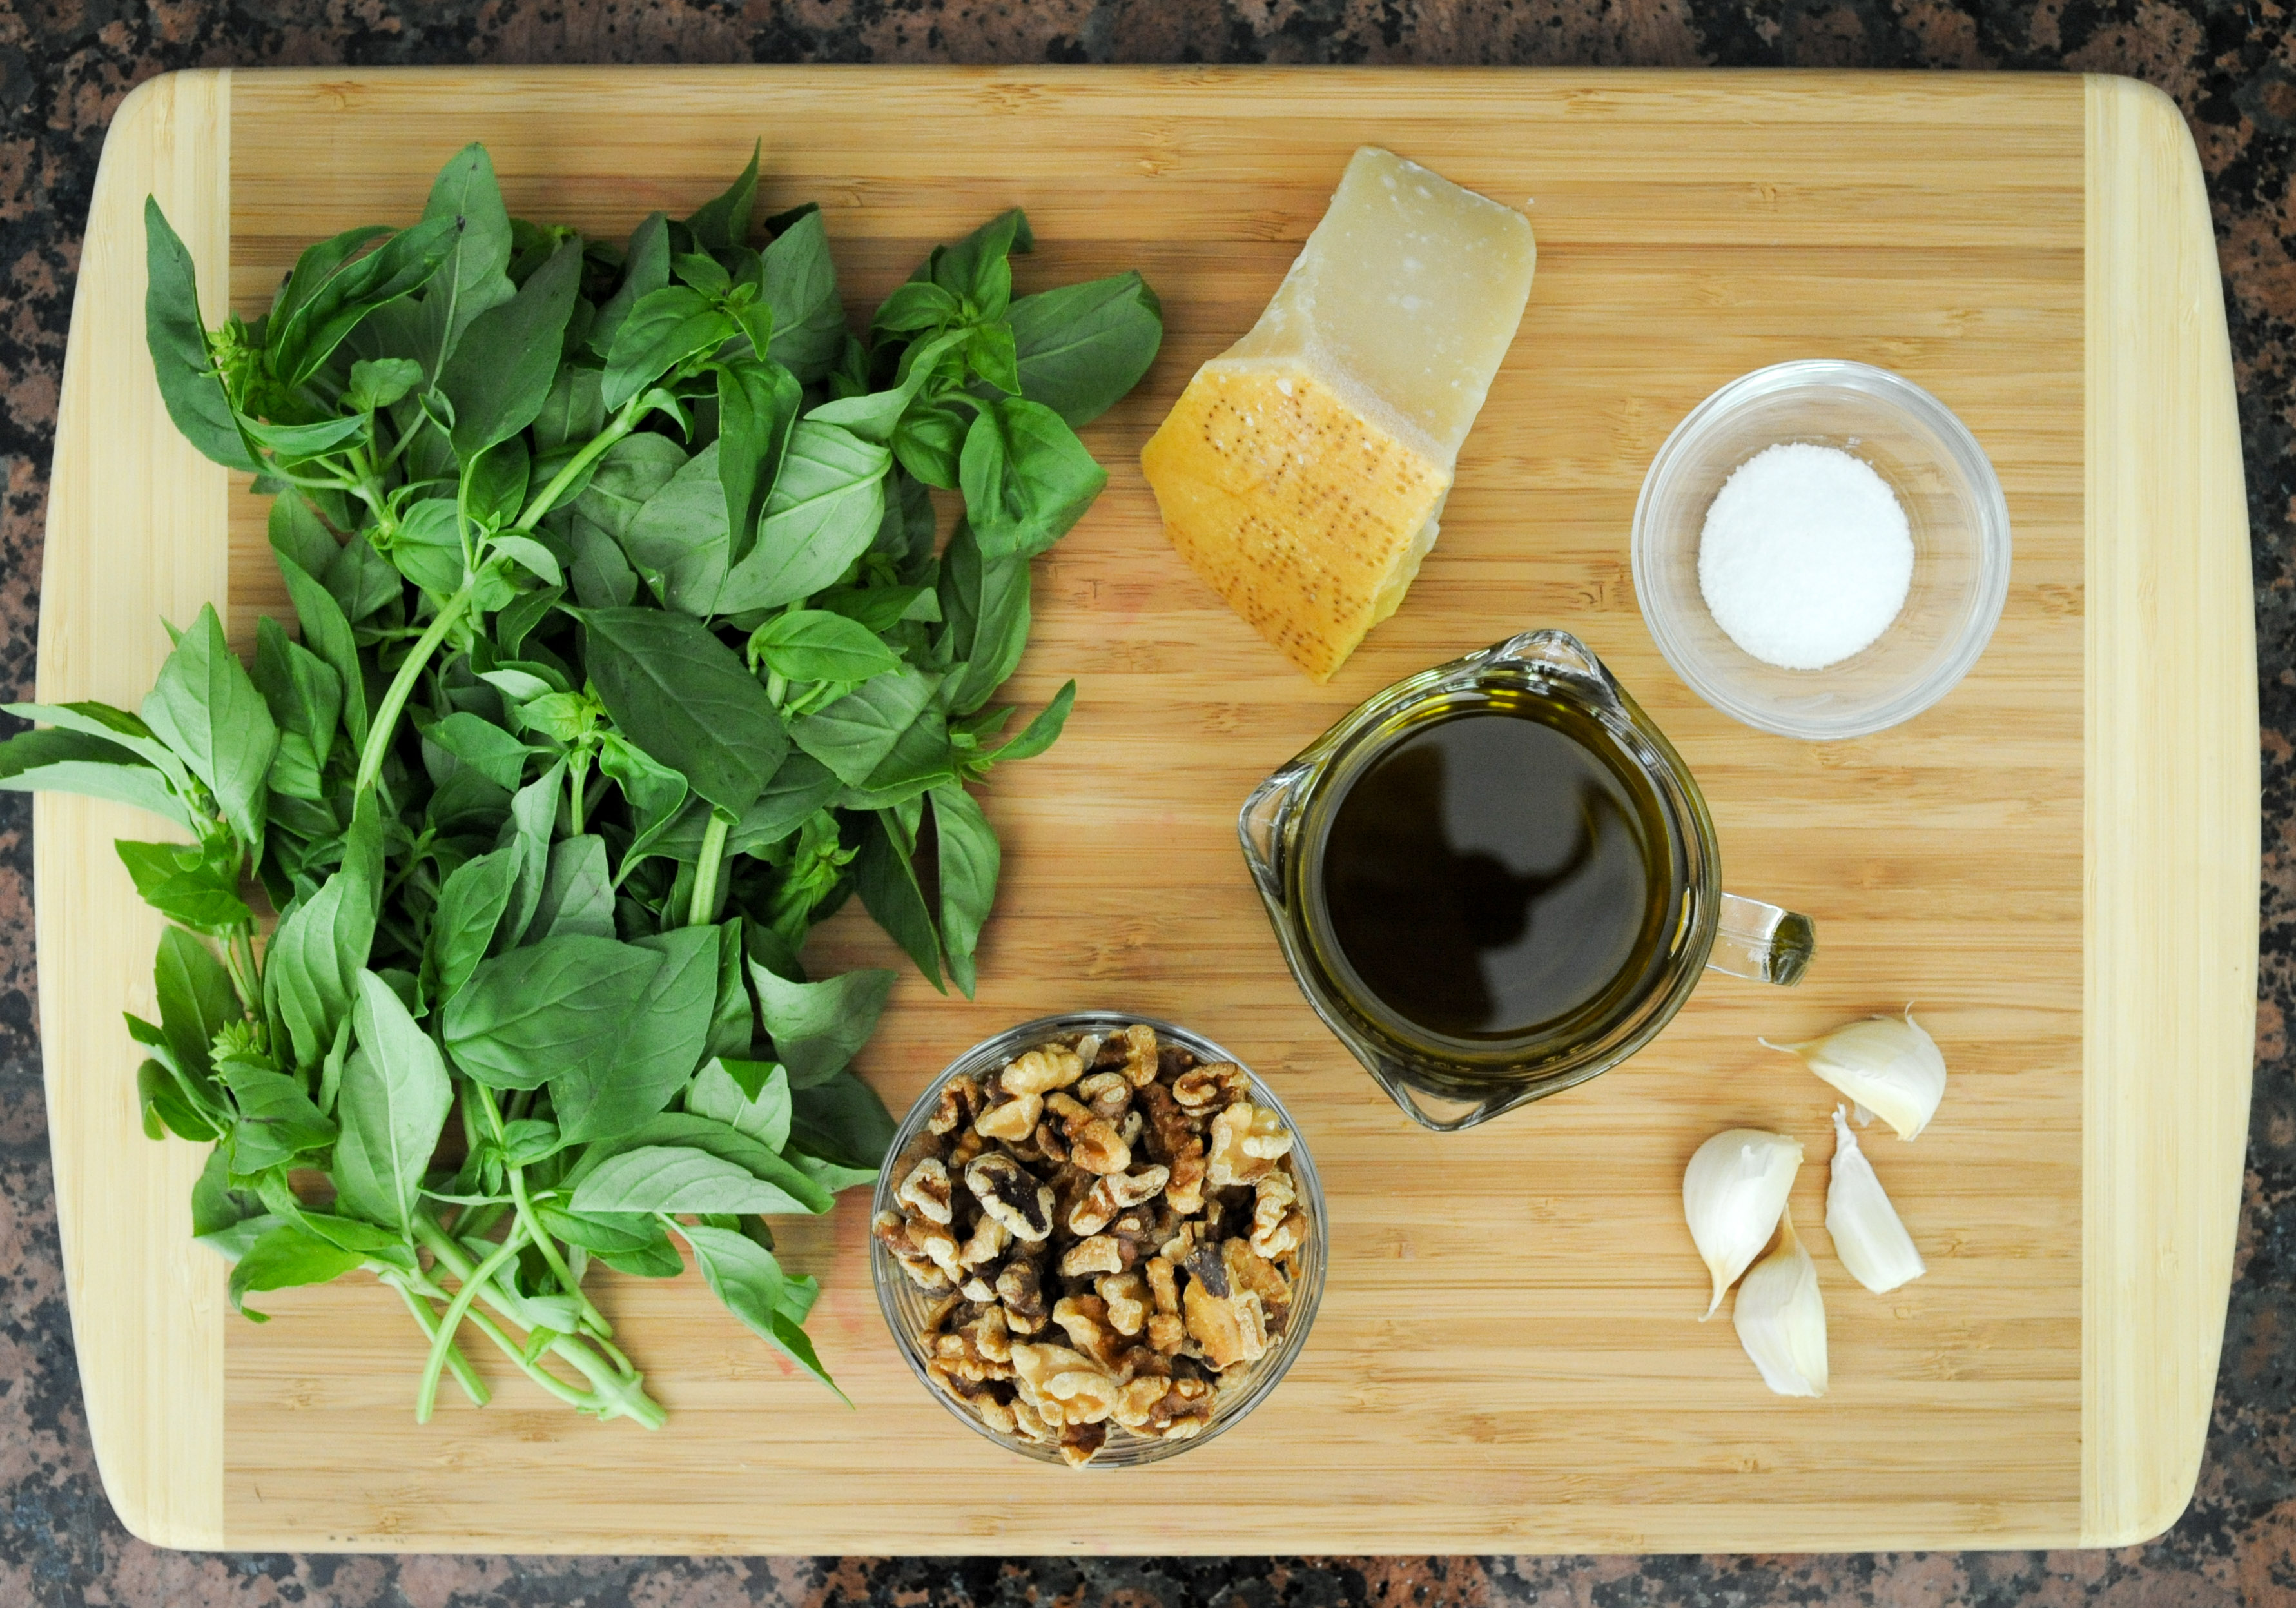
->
[1697, 442, 1913, 671]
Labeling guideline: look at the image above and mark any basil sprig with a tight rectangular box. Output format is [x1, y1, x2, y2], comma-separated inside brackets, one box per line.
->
[12, 142, 1160, 1426]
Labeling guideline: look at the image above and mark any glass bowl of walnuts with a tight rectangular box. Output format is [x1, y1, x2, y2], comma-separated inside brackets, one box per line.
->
[871, 1012, 1326, 1467]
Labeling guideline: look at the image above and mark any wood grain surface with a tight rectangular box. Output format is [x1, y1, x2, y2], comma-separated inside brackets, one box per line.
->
[38, 66, 2253, 1554]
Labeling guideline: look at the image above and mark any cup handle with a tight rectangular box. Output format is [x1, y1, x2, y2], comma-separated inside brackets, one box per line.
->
[1707, 893, 1816, 986]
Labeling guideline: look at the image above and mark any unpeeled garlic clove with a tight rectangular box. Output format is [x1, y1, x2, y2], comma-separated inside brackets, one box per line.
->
[1825, 1105, 1926, 1293]
[1683, 1128, 1803, 1320]
[1763, 1008, 1947, 1140]
[1732, 1206, 1828, 1397]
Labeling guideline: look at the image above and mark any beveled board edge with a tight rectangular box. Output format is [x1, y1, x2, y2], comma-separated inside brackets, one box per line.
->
[37, 68, 235, 1549]
[2080, 74, 2261, 1547]
[34, 64, 2259, 1556]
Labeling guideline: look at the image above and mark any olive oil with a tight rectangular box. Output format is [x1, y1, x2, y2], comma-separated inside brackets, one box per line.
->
[1307, 694, 1677, 1047]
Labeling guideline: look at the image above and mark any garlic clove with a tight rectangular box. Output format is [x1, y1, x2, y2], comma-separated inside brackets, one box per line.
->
[1763, 1007, 1946, 1140]
[1731, 1206, 1829, 1397]
[1684, 1128, 1803, 1319]
[1825, 1105, 1927, 1293]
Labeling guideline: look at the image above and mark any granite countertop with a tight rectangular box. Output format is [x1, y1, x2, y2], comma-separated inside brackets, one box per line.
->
[2, 1, 2289, 1603]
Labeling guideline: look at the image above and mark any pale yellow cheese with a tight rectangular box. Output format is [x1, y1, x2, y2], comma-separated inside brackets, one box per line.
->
[1142, 147, 1535, 680]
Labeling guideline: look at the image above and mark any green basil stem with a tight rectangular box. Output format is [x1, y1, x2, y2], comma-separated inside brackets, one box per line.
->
[354, 582, 478, 795]
[416, 1226, 527, 1422]
[381, 1270, 491, 1407]
[686, 810, 731, 928]
[472, 1084, 613, 1342]
[513, 401, 640, 533]
[411, 1212, 665, 1427]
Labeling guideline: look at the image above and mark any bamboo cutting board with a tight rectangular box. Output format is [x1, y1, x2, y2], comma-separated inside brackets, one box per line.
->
[40, 67, 2255, 1555]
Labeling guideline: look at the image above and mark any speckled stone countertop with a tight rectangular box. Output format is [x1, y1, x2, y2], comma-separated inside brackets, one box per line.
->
[1, 3, 2289, 1604]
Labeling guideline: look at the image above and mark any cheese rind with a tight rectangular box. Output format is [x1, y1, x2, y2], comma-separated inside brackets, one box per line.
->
[1143, 366, 1450, 682]
[1142, 148, 1535, 680]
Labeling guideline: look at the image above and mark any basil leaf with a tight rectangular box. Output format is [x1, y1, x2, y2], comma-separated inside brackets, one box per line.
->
[0, 727, 192, 830]
[603, 286, 735, 411]
[748, 961, 893, 1087]
[590, 211, 670, 360]
[549, 925, 715, 1144]
[497, 761, 563, 950]
[345, 356, 422, 413]
[853, 810, 942, 989]
[229, 1224, 365, 1321]
[154, 926, 238, 1083]
[813, 584, 939, 635]
[530, 834, 615, 943]
[142, 199, 258, 471]
[532, 368, 607, 456]
[426, 845, 518, 1004]
[115, 838, 252, 933]
[597, 733, 688, 869]
[538, 1204, 670, 1257]
[411, 141, 516, 380]
[1007, 270, 1163, 427]
[806, 328, 966, 445]
[262, 792, 383, 1072]
[965, 324, 1021, 397]
[958, 397, 1107, 562]
[622, 440, 732, 616]
[790, 666, 939, 787]
[270, 213, 460, 388]
[220, 1061, 338, 1173]
[717, 358, 803, 566]
[558, 1111, 827, 1212]
[936, 521, 1033, 718]
[574, 432, 688, 541]
[674, 1225, 824, 1387]
[929, 783, 1000, 976]
[333, 970, 452, 1231]
[571, 1145, 810, 1215]
[749, 611, 902, 686]
[569, 512, 640, 608]
[327, 529, 406, 621]
[253, 618, 344, 774]
[441, 239, 584, 458]
[271, 552, 368, 750]
[890, 399, 966, 491]
[972, 678, 1076, 771]
[1, 700, 193, 792]
[141, 602, 278, 848]
[685, 141, 759, 252]
[240, 414, 367, 461]
[714, 420, 890, 614]
[758, 208, 843, 384]
[191, 1146, 266, 1240]
[465, 436, 531, 531]
[687, 1057, 791, 1152]
[922, 208, 1031, 319]
[269, 226, 393, 332]
[442, 934, 663, 1091]
[578, 607, 785, 816]
[788, 1066, 898, 1171]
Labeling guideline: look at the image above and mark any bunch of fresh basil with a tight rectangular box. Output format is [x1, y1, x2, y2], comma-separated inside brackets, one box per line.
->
[4, 144, 1160, 1425]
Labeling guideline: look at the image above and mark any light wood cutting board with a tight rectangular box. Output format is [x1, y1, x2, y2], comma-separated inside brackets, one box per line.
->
[39, 66, 2256, 1555]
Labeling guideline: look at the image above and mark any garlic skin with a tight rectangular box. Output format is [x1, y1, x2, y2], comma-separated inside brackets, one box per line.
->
[1732, 1206, 1829, 1397]
[1826, 1105, 1927, 1292]
[1684, 1128, 1803, 1319]
[1764, 1008, 1946, 1140]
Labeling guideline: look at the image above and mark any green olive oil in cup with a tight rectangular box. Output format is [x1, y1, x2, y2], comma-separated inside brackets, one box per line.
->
[1240, 630, 1816, 1131]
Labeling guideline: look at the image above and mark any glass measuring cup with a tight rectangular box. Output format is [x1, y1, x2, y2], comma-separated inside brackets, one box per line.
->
[1238, 629, 1815, 1132]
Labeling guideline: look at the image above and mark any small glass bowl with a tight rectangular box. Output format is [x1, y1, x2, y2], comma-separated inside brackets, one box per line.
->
[1630, 359, 2012, 741]
[871, 1012, 1327, 1467]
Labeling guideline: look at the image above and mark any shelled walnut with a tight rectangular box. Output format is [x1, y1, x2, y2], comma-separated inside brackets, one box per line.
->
[876, 1023, 1311, 1466]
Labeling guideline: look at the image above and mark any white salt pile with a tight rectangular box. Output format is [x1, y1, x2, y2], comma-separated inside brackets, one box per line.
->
[1697, 443, 1913, 671]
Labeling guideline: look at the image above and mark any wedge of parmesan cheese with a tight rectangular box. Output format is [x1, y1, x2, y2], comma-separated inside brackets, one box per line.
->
[1141, 148, 1535, 681]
